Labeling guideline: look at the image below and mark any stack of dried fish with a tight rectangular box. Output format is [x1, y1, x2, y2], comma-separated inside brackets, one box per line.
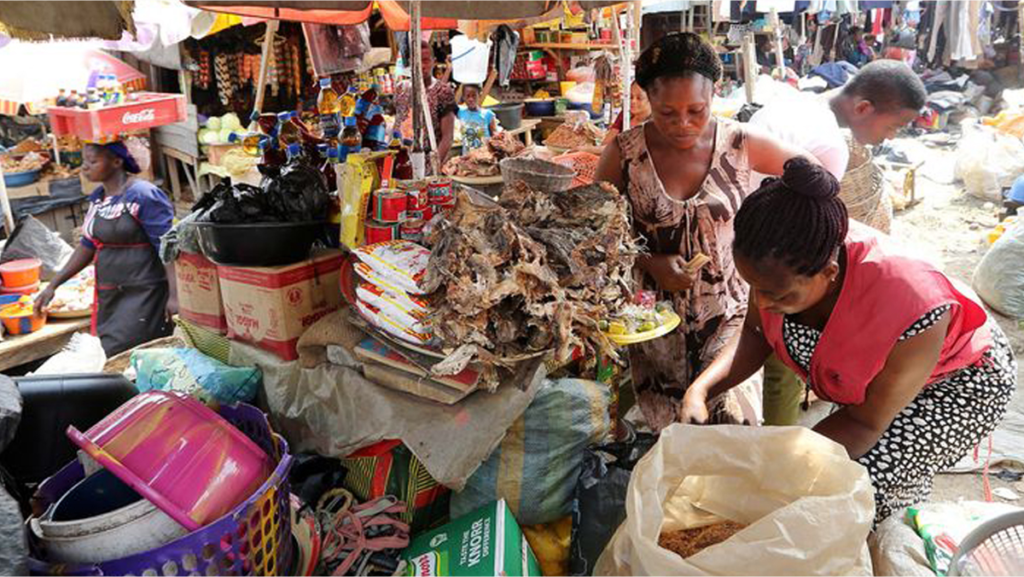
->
[442, 131, 527, 178]
[423, 180, 641, 388]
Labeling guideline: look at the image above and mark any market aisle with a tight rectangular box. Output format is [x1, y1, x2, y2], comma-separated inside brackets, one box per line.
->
[885, 136, 1024, 503]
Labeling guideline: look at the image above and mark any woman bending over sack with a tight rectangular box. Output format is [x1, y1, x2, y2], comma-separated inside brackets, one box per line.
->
[680, 158, 1016, 523]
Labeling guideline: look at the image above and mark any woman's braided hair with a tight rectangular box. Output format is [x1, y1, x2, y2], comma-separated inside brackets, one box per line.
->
[733, 158, 849, 276]
[635, 32, 723, 91]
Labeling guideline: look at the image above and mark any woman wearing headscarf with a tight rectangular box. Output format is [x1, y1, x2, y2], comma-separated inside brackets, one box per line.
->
[36, 141, 176, 356]
[594, 32, 818, 430]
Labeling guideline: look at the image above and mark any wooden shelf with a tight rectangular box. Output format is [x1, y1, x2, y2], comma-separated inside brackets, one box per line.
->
[525, 42, 620, 51]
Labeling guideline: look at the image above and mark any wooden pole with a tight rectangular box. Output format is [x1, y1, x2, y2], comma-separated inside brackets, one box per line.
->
[742, 31, 757, 103]
[410, 3, 423, 153]
[770, 8, 786, 81]
[0, 165, 14, 235]
[612, 7, 628, 128]
[254, 19, 279, 115]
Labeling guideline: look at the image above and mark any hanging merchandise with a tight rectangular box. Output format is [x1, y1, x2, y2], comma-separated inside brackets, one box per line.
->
[304, 22, 372, 76]
[291, 42, 302, 100]
[273, 34, 287, 99]
[197, 49, 211, 90]
[214, 52, 233, 106]
[492, 25, 520, 88]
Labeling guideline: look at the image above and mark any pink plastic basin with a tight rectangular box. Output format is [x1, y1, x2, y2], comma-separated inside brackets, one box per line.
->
[66, 391, 272, 531]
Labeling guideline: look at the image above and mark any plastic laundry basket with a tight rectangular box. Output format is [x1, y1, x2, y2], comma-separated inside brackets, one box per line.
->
[948, 510, 1024, 576]
[28, 403, 294, 577]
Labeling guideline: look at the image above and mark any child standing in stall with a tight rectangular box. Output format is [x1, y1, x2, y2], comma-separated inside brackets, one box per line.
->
[457, 84, 499, 154]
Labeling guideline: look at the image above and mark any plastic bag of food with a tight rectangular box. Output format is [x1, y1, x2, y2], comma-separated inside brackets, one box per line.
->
[356, 281, 429, 329]
[339, 153, 380, 249]
[131, 348, 261, 405]
[595, 425, 875, 576]
[352, 240, 430, 295]
[973, 217, 1024, 319]
[355, 299, 433, 346]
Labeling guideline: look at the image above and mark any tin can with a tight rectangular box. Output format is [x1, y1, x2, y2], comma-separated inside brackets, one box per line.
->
[400, 219, 426, 244]
[399, 179, 429, 211]
[407, 204, 434, 222]
[364, 220, 400, 244]
[373, 188, 408, 223]
[427, 177, 453, 205]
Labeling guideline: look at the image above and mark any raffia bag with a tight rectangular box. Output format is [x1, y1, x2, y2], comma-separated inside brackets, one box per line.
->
[839, 132, 892, 233]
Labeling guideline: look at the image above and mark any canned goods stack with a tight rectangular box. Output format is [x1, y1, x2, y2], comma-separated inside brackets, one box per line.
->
[363, 176, 453, 245]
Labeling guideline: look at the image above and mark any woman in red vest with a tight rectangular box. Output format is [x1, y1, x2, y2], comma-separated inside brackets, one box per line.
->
[679, 158, 1016, 523]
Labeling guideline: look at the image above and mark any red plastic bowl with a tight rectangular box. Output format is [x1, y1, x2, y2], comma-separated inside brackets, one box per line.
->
[66, 391, 272, 530]
[0, 258, 41, 288]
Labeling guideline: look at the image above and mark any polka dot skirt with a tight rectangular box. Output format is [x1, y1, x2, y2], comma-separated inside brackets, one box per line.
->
[782, 306, 1017, 524]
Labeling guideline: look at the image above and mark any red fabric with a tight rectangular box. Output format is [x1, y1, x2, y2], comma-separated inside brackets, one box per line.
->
[192, 1, 457, 30]
[760, 221, 992, 405]
[611, 111, 623, 132]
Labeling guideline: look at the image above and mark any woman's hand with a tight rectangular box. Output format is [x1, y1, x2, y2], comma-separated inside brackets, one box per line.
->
[645, 254, 697, 292]
[34, 285, 56, 314]
[679, 388, 710, 424]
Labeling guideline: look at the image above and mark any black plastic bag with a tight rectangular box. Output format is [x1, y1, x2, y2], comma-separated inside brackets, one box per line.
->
[569, 429, 658, 576]
[288, 453, 348, 510]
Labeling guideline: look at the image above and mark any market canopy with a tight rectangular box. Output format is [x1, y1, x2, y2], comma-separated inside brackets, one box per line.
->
[189, 1, 622, 30]
[0, 1, 134, 41]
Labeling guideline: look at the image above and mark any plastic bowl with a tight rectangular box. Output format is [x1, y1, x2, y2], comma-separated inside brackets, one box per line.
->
[568, 101, 603, 120]
[524, 99, 556, 117]
[486, 102, 524, 131]
[0, 258, 42, 287]
[65, 391, 273, 531]
[0, 281, 40, 296]
[3, 168, 41, 188]
[32, 468, 188, 564]
[0, 305, 45, 335]
[195, 221, 326, 267]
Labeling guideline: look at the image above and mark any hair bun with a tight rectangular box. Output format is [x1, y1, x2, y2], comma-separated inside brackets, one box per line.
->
[781, 157, 840, 200]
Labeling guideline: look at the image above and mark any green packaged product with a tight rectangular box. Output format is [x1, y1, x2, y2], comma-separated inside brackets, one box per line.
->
[404, 500, 541, 576]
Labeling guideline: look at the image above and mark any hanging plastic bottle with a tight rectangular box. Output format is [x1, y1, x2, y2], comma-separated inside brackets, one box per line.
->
[339, 86, 358, 118]
[317, 78, 342, 140]
[391, 133, 413, 180]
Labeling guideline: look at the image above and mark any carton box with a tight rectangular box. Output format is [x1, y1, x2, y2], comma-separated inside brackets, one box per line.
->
[404, 500, 541, 577]
[176, 250, 226, 333]
[218, 250, 344, 360]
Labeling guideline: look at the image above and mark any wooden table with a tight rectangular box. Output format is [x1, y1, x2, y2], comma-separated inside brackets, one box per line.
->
[0, 318, 91, 372]
[507, 118, 542, 146]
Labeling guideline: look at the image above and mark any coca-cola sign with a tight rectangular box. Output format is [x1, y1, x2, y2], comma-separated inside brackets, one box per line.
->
[122, 108, 156, 124]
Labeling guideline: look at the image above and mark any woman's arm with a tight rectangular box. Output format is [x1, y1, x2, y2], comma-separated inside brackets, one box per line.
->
[594, 137, 625, 190]
[814, 311, 951, 459]
[680, 293, 774, 423]
[34, 244, 94, 311]
[744, 125, 822, 176]
[164, 262, 178, 318]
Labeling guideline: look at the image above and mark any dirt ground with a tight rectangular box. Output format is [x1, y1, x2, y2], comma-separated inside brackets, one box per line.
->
[883, 134, 1024, 504]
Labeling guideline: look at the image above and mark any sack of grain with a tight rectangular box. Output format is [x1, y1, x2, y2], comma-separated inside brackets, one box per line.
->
[595, 425, 875, 576]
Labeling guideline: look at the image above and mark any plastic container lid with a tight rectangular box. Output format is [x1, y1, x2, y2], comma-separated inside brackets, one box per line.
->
[277, 111, 290, 122]
[320, 77, 332, 87]
[0, 258, 42, 275]
[1010, 174, 1024, 204]
[344, 116, 357, 127]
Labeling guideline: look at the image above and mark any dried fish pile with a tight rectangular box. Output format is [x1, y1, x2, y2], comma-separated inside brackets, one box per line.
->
[423, 180, 641, 388]
[442, 131, 527, 177]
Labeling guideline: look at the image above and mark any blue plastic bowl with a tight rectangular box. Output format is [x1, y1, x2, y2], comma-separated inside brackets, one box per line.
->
[3, 169, 40, 188]
[568, 101, 602, 120]
[1010, 174, 1024, 204]
[524, 99, 556, 117]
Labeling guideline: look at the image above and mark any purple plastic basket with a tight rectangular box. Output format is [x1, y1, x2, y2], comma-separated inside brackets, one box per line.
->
[29, 403, 294, 576]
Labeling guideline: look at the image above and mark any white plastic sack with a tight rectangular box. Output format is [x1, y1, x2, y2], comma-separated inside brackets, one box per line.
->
[955, 121, 1024, 202]
[595, 425, 875, 576]
[973, 218, 1024, 319]
[31, 333, 106, 375]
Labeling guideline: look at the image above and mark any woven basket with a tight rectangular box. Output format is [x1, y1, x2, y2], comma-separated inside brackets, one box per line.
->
[839, 134, 891, 233]
[499, 157, 575, 192]
[29, 403, 294, 576]
[103, 335, 187, 374]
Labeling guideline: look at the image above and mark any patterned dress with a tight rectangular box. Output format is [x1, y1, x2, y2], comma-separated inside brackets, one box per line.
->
[783, 308, 1016, 524]
[618, 119, 762, 431]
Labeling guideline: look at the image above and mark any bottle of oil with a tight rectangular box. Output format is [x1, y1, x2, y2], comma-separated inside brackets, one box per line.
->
[339, 86, 358, 118]
[317, 78, 341, 140]
[340, 116, 361, 152]
[278, 111, 301, 149]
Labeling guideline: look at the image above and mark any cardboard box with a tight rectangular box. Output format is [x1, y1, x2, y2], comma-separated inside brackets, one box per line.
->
[218, 250, 344, 360]
[404, 500, 541, 577]
[176, 250, 226, 333]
